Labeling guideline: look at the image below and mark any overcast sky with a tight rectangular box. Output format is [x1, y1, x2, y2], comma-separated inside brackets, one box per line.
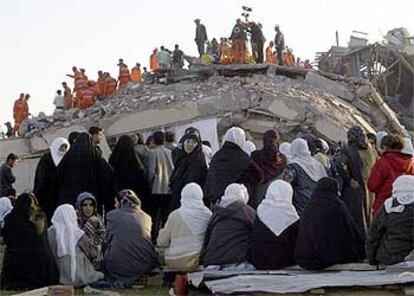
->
[0, 0, 412, 125]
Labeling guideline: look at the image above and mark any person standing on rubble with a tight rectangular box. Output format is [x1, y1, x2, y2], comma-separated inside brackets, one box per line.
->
[157, 46, 171, 69]
[194, 19, 208, 57]
[150, 49, 159, 73]
[12, 93, 30, 136]
[284, 47, 295, 67]
[172, 45, 184, 69]
[53, 90, 64, 112]
[230, 19, 247, 64]
[103, 72, 117, 97]
[131, 63, 143, 83]
[117, 59, 131, 89]
[62, 82, 73, 110]
[249, 21, 266, 64]
[274, 25, 285, 66]
[142, 67, 152, 83]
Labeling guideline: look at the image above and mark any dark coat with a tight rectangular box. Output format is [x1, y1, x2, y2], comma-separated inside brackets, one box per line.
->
[109, 135, 149, 210]
[0, 163, 15, 197]
[282, 163, 317, 217]
[295, 178, 365, 270]
[204, 142, 251, 204]
[33, 152, 59, 223]
[195, 24, 208, 43]
[169, 139, 207, 212]
[201, 201, 256, 266]
[1, 194, 58, 290]
[251, 219, 298, 270]
[367, 201, 414, 265]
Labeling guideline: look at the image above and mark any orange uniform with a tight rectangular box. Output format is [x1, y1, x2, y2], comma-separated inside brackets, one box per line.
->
[79, 88, 95, 108]
[118, 65, 131, 89]
[232, 39, 246, 64]
[284, 52, 295, 67]
[97, 75, 106, 96]
[104, 76, 117, 97]
[219, 42, 233, 65]
[150, 54, 159, 72]
[265, 45, 278, 64]
[63, 86, 73, 110]
[131, 66, 142, 83]
[13, 95, 29, 135]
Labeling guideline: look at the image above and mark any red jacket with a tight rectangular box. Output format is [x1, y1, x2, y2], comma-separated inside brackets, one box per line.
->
[368, 150, 414, 216]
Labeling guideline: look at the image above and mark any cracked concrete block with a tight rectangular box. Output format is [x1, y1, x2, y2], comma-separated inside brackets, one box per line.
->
[306, 72, 354, 102]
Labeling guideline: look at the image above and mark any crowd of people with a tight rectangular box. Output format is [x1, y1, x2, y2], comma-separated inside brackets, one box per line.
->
[0, 124, 413, 292]
[7, 16, 318, 137]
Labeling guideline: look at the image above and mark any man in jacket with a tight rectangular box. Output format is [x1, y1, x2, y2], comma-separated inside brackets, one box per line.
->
[230, 19, 247, 64]
[249, 22, 266, 63]
[0, 153, 19, 197]
[274, 25, 285, 66]
[194, 19, 208, 57]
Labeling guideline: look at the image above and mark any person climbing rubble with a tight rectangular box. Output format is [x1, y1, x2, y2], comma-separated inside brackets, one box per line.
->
[131, 63, 143, 83]
[62, 82, 73, 110]
[172, 45, 184, 69]
[150, 48, 159, 73]
[284, 47, 295, 67]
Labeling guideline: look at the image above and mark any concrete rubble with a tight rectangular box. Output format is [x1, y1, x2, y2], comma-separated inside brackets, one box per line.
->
[0, 64, 410, 192]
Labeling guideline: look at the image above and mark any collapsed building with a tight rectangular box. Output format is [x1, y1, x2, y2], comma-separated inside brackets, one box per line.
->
[0, 62, 410, 193]
[318, 28, 414, 130]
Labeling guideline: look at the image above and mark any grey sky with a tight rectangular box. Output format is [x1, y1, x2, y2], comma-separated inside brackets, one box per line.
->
[0, 0, 412, 124]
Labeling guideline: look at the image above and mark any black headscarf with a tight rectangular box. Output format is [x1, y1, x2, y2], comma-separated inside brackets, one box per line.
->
[109, 135, 149, 205]
[347, 126, 368, 150]
[170, 132, 208, 211]
[312, 177, 339, 199]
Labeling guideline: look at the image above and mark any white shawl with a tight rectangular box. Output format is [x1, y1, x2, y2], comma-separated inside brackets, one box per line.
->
[257, 180, 299, 236]
[50, 137, 70, 166]
[178, 183, 212, 235]
[219, 183, 249, 208]
[222, 127, 246, 150]
[290, 138, 327, 182]
[0, 197, 12, 228]
[384, 175, 414, 214]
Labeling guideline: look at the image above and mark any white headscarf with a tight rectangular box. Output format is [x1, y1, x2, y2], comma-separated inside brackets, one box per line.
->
[222, 127, 246, 150]
[384, 175, 414, 214]
[376, 131, 388, 155]
[290, 138, 327, 182]
[178, 183, 212, 235]
[401, 137, 414, 156]
[279, 142, 291, 161]
[51, 204, 84, 282]
[219, 183, 249, 208]
[257, 180, 299, 236]
[319, 138, 330, 154]
[243, 141, 256, 156]
[0, 197, 13, 228]
[50, 137, 70, 166]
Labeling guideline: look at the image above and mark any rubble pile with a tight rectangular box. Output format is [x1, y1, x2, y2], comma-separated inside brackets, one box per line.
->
[18, 64, 408, 143]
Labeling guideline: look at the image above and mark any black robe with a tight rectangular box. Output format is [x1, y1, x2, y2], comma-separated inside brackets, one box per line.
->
[204, 142, 251, 204]
[57, 133, 113, 212]
[201, 201, 256, 266]
[251, 219, 299, 270]
[1, 194, 58, 290]
[169, 141, 207, 212]
[109, 135, 149, 211]
[295, 178, 365, 270]
[33, 152, 59, 223]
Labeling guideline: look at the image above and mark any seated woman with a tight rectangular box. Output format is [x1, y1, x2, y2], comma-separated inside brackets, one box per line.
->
[76, 192, 105, 247]
[201, 183, 256, 267]
[0, 197, 13, 231]
[251, 180, 299, 270]
[295, 177, 365, 270]
[157, 183, 212, 271]
[48, 204, 103, 287]
[1, 193, 58, 290]
[102, 190, 160, 289]
[367, 175, 414, 265]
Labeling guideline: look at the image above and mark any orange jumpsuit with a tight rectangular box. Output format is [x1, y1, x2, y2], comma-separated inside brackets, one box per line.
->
[232, 39, 246, 64]
[13, 97, 29, 135]
[219, 42, 233, 64]
[63, 86, 73, 110]
[97, 75, 106, 96]
[150, 54, 159, 72]
[118, 65, 131, 89]
[79, 88, 95, 108]
[284, 52, 295, 67]
[131, 67, 142, 83]
[104, 76, 117, 97]
[74, 77, 88, 108]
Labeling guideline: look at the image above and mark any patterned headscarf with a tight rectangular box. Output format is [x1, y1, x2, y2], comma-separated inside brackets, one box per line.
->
[347, 126, 368, 150]
[118, 189, 141, 209]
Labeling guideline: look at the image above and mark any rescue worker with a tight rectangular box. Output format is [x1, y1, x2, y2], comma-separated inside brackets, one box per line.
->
[117, 59, 131, 89]
[230, 19, 247, 64]
[274, 25, 285, 66]
[219, 38, 233, 65]
[131, 63, 142, 83]
[103, 72, 117, 97]
[96, 70, 106, 99]
[284, 47, 295, 67]
[150, 49, 159, 73]
[79, 88, 96, 109]
[194, 19, 208, 57]
[62, 82, 73, 110]
[172, 45, 184, 69]
[265, 41, 277, 64]
[80, 68, 88, 80]
[12, 93, 29, 136]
